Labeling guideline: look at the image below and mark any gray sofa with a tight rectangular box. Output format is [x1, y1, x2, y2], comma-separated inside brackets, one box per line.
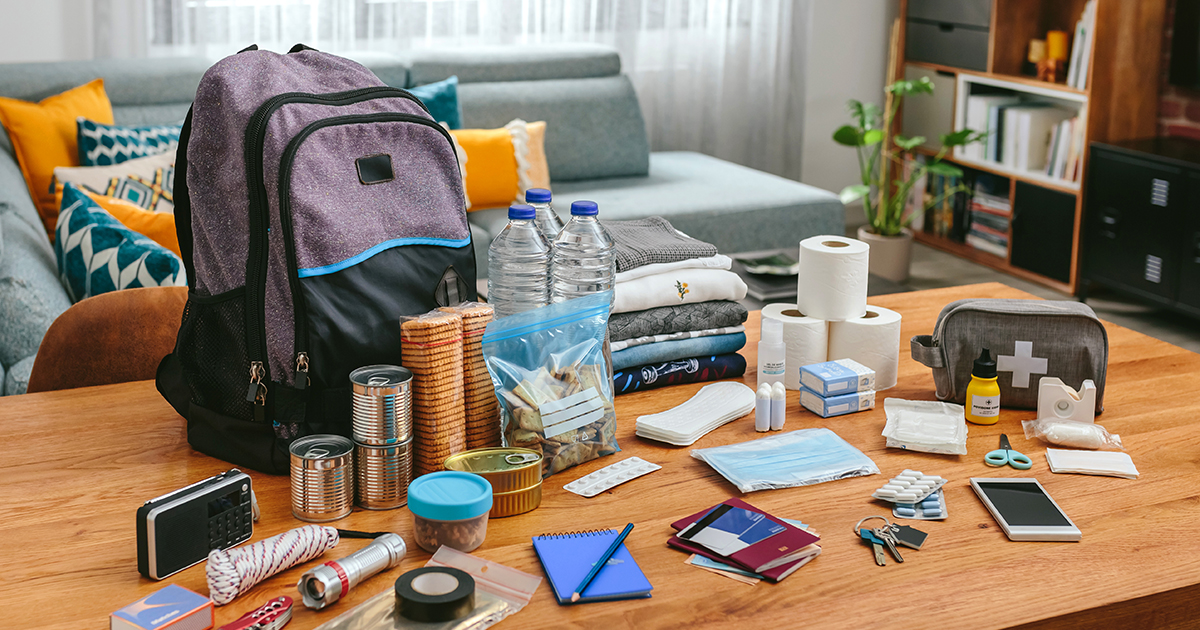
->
[0, 44, 841, 395]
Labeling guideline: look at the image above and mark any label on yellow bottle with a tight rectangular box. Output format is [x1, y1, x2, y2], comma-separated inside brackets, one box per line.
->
[970, 394, 1000, 418]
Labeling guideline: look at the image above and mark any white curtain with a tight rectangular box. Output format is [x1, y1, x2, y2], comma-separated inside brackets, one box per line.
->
[145, 0, 806, 179]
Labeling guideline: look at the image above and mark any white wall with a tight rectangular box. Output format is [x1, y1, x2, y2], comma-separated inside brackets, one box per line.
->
[0, 0, 93, 63]
[799, 0, 900, 228]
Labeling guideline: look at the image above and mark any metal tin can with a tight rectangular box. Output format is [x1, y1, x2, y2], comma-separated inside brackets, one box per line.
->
[290, 435, 355, 522]
[350, 365, 413, 445]
[355, 439, 413, 510]
[443, 447, 543, 517]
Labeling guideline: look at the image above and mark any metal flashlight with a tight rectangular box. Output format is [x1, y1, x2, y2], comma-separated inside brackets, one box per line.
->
[298, 533, 407, 610]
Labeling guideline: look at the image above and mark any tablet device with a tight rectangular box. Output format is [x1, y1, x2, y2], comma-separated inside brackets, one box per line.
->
[969, 478, 1081, 542]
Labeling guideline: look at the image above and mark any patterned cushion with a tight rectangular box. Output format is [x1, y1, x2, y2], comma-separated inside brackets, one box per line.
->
[54, 183, 186, 303]
[77, 118, 181, 166]
[53, 152, 175, 213]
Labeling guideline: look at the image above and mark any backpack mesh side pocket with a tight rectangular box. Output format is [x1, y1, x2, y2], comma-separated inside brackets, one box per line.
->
[176, 289, 255, 421]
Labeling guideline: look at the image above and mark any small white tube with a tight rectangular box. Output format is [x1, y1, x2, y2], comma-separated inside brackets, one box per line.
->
[770, 382, 786, 430]
[755, 384, 772, 432]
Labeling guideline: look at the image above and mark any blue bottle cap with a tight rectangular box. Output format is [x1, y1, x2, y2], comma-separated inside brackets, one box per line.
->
[570, 200, 599, 216]
[525, 188, 552, 203]
[508, 204, 535, 220]
[407, 471, 493, 521]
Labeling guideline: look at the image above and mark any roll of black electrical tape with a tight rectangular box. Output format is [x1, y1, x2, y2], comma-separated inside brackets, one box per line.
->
[394, 567, 476, 622]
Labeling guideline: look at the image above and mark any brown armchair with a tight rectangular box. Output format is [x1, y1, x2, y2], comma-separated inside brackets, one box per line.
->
[26, 287, 187, 393]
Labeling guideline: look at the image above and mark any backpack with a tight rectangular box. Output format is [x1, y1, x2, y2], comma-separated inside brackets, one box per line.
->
[157, 45, 476, 474]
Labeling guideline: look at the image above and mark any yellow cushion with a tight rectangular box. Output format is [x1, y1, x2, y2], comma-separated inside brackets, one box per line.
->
[449, 119, 552, 211]
[0, 79, 113, 239]
[53, 184, 179, 256]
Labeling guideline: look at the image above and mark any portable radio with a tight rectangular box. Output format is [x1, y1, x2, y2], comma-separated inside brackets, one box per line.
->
[137, 469, 258, 580]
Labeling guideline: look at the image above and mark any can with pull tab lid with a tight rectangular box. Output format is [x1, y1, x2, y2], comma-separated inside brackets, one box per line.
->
[350, 365, 413, 445]
[290, 435, 355, 522]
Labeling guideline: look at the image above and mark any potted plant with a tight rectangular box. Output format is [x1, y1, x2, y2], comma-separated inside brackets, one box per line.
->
[833, 76, 984, 283]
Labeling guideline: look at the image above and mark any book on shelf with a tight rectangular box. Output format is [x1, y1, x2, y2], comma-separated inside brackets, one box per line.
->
[966, 233, 1009, 258]
[964, 96, 1020, 162]
[1067, 0, 1097, 90]
[970, 209, 1009, 233]
[1045, 117, 1083, 183]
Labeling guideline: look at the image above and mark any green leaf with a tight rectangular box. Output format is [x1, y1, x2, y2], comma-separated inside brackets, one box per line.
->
[847, 101, 881, 129]
[894, 135, 925, 150]
[941, 128, 987, 147]
[911, 76, 935, 94]
[925, 161, 963, 177]
[863, 129, 884, 146]
[833, 125, 864, 146]
[839, 184, 871, 205]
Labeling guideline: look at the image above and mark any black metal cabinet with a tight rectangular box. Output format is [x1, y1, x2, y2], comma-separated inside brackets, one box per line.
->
[1083, 138, 1200, 318]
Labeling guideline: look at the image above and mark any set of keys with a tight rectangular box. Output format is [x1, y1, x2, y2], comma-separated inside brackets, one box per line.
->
[853, 516, 927, 566]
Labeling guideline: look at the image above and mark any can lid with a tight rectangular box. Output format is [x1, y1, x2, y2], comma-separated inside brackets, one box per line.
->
[350, 364, 413, 388]
[290, 434, 354, 459]
[443, 447, 542, 474]
[408, 471, 493, 521]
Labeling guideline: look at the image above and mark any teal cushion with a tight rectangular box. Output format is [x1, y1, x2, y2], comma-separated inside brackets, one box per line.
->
[53, 183, 186, 302]
[408, 76, 463, 130]
[77, 118, 181, 166]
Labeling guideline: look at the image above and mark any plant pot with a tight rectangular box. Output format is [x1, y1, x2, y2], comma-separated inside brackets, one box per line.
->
[857, 226, 913, 284]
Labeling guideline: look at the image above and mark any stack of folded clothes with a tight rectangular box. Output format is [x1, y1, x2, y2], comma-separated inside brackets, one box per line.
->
[605, 217, 749, 395]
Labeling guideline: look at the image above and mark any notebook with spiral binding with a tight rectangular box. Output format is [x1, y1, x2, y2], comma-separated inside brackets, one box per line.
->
[532, 529, 653, 605]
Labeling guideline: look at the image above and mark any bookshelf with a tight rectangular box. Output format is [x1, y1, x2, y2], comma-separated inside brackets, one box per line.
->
[896, 0, 1167, 294]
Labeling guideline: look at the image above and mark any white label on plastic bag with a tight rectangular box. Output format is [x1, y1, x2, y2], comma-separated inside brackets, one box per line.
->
[540, 387, 605, 440]
[970, 394, 1000, 417]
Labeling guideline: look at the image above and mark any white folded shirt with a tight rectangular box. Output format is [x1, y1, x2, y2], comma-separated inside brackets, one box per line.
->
[1045, 448, 1139, 479]
[613, 268, 748, 314]
[615, 255, 732, 284]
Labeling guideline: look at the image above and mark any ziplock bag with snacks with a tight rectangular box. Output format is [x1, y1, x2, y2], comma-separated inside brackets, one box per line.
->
[482, 291, 619, 477]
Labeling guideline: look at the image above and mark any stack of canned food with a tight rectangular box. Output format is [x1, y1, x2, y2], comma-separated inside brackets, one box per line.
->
[289, 365, 415, 522]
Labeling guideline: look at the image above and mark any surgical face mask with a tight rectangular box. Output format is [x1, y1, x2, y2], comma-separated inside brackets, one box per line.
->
[691, 428, 879, 493]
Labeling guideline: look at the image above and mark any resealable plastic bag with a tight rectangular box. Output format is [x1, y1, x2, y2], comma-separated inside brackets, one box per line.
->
[482, 291, 619, 477]
[690, 428, 879, 492]
[881, 398, 969, 455]
[1023, 418, 1124, 450]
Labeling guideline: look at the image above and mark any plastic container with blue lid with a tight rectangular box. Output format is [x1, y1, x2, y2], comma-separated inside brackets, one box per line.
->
[408, 471, 493, 553]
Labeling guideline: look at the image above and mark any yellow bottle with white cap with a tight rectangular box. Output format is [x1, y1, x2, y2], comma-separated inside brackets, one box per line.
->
[966, 348, 1001, 425]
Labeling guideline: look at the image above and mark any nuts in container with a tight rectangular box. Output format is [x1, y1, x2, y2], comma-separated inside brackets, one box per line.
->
[407, 471, 493, 553]
[481, 291, 620, 479]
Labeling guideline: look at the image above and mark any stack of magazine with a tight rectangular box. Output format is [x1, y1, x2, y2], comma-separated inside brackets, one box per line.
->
[731, 252, 799, 301]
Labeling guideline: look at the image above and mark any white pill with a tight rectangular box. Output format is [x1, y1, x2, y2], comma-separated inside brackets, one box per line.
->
[875, 489, 897, 498]
[895, 493, 919, 502]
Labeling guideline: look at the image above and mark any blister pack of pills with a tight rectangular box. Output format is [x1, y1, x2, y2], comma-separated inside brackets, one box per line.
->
[870, 470, 947, 504]
[894, 488, 947, 520]
[563, 457, 662, 498]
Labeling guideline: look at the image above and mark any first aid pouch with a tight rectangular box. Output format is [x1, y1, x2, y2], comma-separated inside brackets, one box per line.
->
[911, 299, 1107, 411]
[690, 428, 878, 493]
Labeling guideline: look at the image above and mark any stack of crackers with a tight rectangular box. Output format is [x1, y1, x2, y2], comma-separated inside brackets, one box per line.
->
[400, 310, 467, 476]
[440, 303, 501, 449]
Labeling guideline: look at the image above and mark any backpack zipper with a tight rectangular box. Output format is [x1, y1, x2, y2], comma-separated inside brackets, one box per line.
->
[277, 113, 459, 381]
[242, 87, 428, 407]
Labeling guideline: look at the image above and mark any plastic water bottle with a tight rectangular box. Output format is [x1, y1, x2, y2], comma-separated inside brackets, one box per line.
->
[550, 200, 615, 305]
[525, 188, 564, 243]
[488, 204, 551, 319]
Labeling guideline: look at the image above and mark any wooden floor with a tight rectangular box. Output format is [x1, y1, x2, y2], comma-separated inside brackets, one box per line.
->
[2, 283, 1200, 629]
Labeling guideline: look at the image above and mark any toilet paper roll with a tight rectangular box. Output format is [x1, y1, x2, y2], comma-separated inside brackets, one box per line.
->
[828, 305, 902, 390]
[761, 303, 828, 390]
[796, 236, 870, 322]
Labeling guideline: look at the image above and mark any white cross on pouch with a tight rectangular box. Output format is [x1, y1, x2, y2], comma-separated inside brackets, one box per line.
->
[997, 340, 1048, 388]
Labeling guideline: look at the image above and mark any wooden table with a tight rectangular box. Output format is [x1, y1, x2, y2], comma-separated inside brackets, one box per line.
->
[5, 283, 1200, 630]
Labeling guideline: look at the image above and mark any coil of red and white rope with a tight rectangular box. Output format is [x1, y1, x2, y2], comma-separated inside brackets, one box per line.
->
[207, 525, 339, 605]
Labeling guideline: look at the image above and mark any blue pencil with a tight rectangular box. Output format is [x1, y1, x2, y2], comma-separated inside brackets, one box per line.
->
[571, 523, 635, 603]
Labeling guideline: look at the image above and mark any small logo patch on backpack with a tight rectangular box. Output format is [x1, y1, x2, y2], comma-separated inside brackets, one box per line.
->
[356, 153, 394, 185]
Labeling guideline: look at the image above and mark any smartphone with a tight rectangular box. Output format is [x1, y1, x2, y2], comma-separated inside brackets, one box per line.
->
[969, 478, 1081, 542]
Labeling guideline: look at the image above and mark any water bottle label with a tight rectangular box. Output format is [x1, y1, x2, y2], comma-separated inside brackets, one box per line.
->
[761, 360, 785, 376]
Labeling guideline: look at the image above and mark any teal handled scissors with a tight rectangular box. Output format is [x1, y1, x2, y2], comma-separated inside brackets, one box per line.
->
[985, 434, 1033, 470]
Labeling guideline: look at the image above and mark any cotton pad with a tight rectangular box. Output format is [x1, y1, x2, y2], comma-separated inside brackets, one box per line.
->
[635, 382, 756, 446]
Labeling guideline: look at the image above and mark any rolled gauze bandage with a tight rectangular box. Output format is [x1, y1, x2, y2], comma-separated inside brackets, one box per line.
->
[796, 236, 869, 321]
[206, 524, 339, 605]
[760, 304, 828, 390]
[828, 305, 903, 390]
[1023, 419, 1123, 450]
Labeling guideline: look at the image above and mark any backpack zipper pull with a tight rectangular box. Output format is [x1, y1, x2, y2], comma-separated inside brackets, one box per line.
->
[246, 361, 267, 422]
[296, 352, 310, 391]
